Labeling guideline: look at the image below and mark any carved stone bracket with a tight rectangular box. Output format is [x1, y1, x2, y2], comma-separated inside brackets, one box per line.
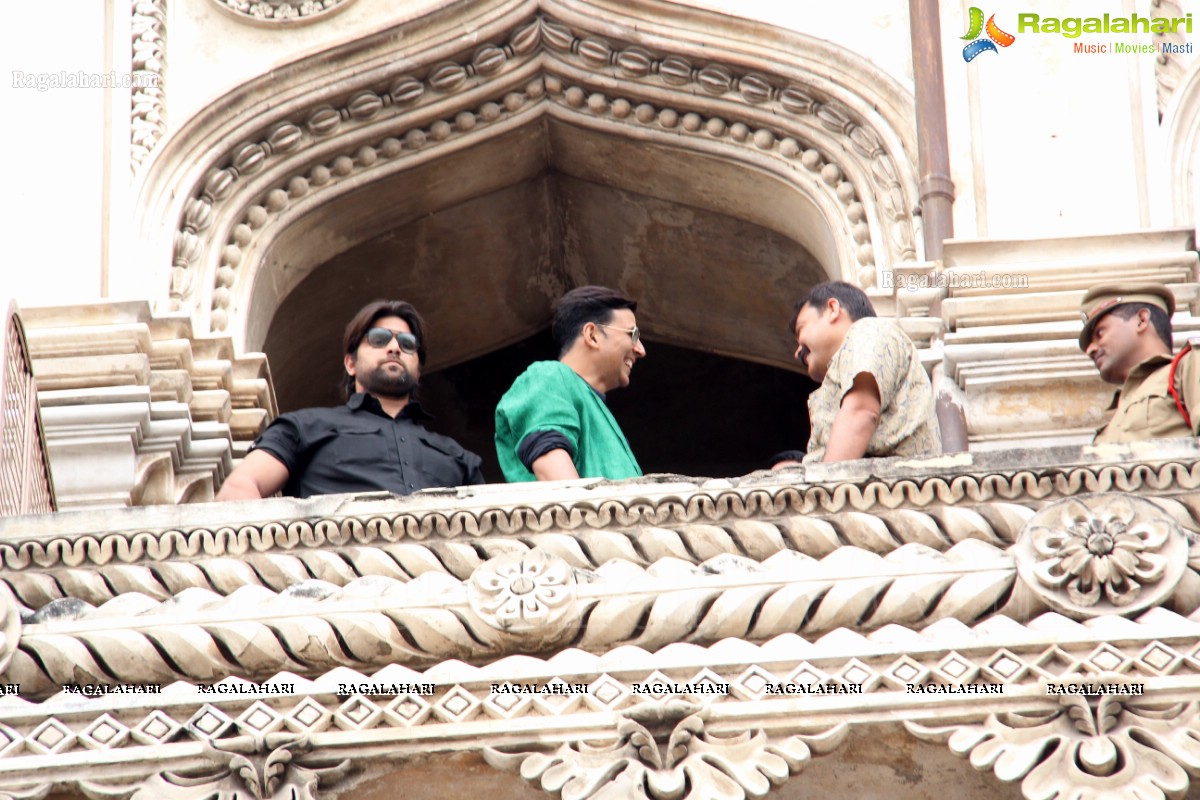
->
[1013, 494, 1191, 619]
[0, 585, 20, 676]
[81, 733, 352, 800]
[908, 679, 1200, 800]
[485, 713, 848, 800]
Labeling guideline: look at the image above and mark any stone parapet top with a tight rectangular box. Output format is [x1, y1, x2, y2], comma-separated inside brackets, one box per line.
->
[1, 437, 1197, 540]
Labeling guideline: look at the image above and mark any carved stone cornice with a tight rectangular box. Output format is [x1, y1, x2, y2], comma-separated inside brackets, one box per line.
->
[2, 445, 1200, 616]
[7, 540, 1026, 695]
[18, 301, 275, 508]
[1, 612, 1200, 798]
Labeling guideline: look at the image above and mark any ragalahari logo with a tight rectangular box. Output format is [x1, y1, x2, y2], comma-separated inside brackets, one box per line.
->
[962, 7, 1016, 61]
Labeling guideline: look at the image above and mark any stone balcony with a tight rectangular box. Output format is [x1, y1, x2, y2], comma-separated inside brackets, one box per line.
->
[1, 440, 1198, 799]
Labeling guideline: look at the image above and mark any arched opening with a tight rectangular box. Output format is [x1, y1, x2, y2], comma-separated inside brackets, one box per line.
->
[260, 123, 829, 479]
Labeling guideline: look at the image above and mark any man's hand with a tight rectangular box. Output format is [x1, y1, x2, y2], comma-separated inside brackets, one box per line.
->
[531, 448, 582, 481]
[822, 373, 882, 462]
[214, 449, 290, 500]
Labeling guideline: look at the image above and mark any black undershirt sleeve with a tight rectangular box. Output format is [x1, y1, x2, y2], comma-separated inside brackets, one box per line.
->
[518, 430, 576, 470]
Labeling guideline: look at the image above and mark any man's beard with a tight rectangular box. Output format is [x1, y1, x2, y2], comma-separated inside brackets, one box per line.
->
[360, 362, 419, 398]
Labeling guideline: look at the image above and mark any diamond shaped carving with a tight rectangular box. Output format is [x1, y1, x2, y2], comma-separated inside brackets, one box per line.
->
[983, 650, 1028, 683]
[1030, 647, 1079, 679]
[1084, 644, 1130, 674]
[583, 674, 630, 711]
[483, 688, 534, 720]
[685, 668, 729, 699]
[384, 693, 432, 727]
[0, 723, 20, 759]
[1136, 642, 1182, 675]
[79, 714, 131, 750]
[28, 718, 76, 755]
[783, 662, 829, 688]
[531, 678, 584, 715]
[285, 697, 332, 733]
[731, 666, 778, 700]
[131, 710, 182, 745]
[883, 656, 929, 688]
[187, 705, 235, 739]
[237, 701, 285, 735]
[634, 671, 676, 700]
[432, 687, 481, 723]
[933, 652, 979, 683]
[334, 696, 383, 730]
[836, 659, 879, 690]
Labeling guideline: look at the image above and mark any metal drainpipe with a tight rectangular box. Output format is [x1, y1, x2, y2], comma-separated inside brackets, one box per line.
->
[910, 0, 969, 453]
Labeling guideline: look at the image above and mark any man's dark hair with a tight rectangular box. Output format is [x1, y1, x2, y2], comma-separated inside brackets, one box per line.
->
[341, 300, 428, 400]
[789, 280, 877, 331]
[552, 286, 638, 358]
[1110, 303, 1173, 349]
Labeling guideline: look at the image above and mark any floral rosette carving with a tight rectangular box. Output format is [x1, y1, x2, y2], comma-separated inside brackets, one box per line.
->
[1013, 494, 1188, 618]
[468, 550, 578, 637]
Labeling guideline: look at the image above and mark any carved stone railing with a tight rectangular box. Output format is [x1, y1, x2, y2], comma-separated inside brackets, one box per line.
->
[0, 299, 55, 517]
[1, 441, 1200, 798]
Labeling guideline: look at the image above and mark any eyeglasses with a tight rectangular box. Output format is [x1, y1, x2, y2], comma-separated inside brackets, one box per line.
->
[595, 322, 641, 346]
[364, 327, 419, 354]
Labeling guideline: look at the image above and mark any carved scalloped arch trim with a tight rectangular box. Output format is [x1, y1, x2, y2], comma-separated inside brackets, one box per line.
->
[132, 0, 922, 343]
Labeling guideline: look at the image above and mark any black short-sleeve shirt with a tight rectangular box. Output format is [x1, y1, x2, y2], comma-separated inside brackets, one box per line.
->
[251, 394, 485, 498]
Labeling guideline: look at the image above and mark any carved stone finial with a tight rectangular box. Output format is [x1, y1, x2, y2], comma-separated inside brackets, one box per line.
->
[468, 549, 577, 635]
[1013, 494, 1189, 618]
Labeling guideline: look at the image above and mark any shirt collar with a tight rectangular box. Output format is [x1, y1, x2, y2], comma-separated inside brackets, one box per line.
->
[346, 392, 434, 420]
[1108, 353, 1173, 409]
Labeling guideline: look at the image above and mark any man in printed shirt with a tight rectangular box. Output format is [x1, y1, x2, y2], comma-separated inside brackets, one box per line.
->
[1080, 283, 1200, 443]
[495, 285, 646, 481]
[775, 281, 941, 464]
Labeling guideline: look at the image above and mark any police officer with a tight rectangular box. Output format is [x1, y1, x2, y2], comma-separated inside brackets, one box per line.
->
[1080, 283, 1200, 443]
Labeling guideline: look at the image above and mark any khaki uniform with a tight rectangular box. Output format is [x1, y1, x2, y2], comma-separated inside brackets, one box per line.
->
[1094, 348, 1200, 443]
[804, 317, 942, 463]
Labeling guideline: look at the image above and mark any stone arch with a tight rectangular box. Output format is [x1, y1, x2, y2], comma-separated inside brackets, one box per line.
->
[133, 0, 922, 359]
[1165, 56, 1200, 232]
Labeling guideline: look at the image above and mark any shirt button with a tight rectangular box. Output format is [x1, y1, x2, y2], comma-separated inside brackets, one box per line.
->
[408, 483, 415, 488]
[403, 460, 409, 465]
[399, 437, 405, 443]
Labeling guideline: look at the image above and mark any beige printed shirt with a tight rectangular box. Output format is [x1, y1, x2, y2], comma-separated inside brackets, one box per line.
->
[804, 317, 942, 463]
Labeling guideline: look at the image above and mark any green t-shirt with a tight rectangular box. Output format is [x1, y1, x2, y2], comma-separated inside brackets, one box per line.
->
[494, 361, 642, 482]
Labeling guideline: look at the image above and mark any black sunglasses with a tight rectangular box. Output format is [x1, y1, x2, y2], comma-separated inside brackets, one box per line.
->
[364, 327, 419, 353]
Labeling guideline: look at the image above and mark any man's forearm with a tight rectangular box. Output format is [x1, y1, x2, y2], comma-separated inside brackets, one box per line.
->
[214, 475, 266, 501]
[531, 448, 581, 481]
[823, 406, 880, 461]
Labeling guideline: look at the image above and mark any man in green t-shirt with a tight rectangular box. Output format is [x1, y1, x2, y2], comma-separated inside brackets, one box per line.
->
[495, 286, 647, 481]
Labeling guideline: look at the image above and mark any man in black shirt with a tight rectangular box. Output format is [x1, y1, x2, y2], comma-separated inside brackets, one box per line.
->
[215, 300, 484, 500]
